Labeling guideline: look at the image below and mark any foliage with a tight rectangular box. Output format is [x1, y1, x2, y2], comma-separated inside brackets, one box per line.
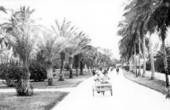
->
[123, 66, 129, 71]
[0, 64, 8, 79]
[74, 54, 80, 68]
[155, 47, 170, 75]
[52, 61, 60, 69]
[0, 64, 25, 87]
[29, 60, 47, 82]
[64, 61, 69, 70]
[155, 54, 164, 73]
[146, 60, 151, 71]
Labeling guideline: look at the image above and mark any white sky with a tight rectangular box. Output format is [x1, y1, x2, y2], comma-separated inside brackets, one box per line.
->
[0, 0, 127, 59]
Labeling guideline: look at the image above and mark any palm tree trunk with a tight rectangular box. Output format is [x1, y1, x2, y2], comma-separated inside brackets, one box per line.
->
[16, 60, 33, 96]
[138, 39, 141, 76]
[69, 56, 73, 78]
[47, 66, 53, 85]
[149, 35, 155, 80]
[80, 60, 83, 75]
[129, 58, 133, 72]
[138, 55, 141, 76]
[162, 39, 169, 87]
[134, 44, 137, 77]
[76, 68, 78, 76]
[142, 36, 146, 77]
[59, 60, 64, 81]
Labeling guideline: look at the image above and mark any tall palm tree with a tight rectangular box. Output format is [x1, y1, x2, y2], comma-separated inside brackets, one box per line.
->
[82, 45, 98, 70]
[52, 19, 77, 81]
[38, 30, 67, 85]
[123, 0, 170, 85]
[121, 0, 158, 78]
[146, 0, 170, 86]
[4, 6, 37, 96]
[65, 32, 91, 78]
[118, 18, 140, 76]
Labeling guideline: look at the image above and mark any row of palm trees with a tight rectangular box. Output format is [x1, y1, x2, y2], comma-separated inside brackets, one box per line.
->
[0, 6, 91, 95]
[0, 6, 114, 96]
[118, 0, 170, 87]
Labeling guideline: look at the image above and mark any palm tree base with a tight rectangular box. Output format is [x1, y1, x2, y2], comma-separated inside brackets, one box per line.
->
[142, 73, 145, 77]
[165, 74, 169, 87]
[15, 80, 33, 96]
[48, 78, 53, 86]
[151, 77, 154, 80]
[69, 69, 73, 78]
[59, 77, 64, 81]
[80, 71, 83, 75]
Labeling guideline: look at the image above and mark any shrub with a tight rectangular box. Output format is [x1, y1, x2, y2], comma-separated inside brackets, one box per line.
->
[155, 56, 164, 73]
[64, 62, 69, 70]
[123, 66, 129, 71]
[155, 55, 170, 75]
[2, 65, 23, 87]
[146, 60, 151, 71]
[52, 60, 60, 69]
[29, 61, 47, 82]
[0, 64, 8, 80]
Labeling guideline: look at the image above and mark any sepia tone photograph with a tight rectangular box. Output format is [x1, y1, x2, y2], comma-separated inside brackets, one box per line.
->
[0, 0, 170, 110]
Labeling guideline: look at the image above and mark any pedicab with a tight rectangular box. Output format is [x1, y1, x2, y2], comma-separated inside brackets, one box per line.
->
[92, 73, 113, 96]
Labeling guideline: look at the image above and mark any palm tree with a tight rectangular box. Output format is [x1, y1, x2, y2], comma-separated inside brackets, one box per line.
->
[82, 45, 98, 71]
[146, 0, 170, 86]
[52, 19, 77, 81]
[123, 0, 170, 85]
[121, 0, 158, 78]
[65, 32, 91, 78]
[38, 30, 67, 85]
[118, 19, 140, 76]
[3, 6, 37, 96]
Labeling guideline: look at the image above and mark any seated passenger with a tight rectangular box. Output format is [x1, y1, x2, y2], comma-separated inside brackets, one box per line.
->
[101, 70, 110, 84]
[94, 72, 102, 83]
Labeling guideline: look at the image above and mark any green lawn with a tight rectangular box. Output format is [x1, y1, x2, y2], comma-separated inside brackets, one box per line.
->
[0, 91, 68, 110]
[0, 69, 92, 110]
[0, 70, 92, 89]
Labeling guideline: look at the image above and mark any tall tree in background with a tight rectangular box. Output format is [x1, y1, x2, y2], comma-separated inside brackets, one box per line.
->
[65, 31, 91, 78]
[52, 19, 77, 81]
[38, 30, 67, 85]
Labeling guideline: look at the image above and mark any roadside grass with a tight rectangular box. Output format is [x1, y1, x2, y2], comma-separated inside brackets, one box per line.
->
[0, 91, 68, 110]
[31, 70, 92, 89]
[123, 70, 167, 95]
[0, 69, 92, 110]
[0, 69, 92, 89]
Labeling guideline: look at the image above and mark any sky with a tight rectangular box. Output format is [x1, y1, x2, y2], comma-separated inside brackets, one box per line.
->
[0, 0, 127, 59]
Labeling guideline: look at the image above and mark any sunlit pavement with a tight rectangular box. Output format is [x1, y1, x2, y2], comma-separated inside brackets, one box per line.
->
[52, 69, 170, 110]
